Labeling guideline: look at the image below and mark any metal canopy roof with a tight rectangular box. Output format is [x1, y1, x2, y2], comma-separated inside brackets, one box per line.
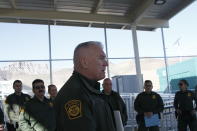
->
[0, 0, 195, 30]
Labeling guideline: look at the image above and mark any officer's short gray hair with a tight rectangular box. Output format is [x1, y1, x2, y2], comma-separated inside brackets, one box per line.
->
[73, 41, 103, 67]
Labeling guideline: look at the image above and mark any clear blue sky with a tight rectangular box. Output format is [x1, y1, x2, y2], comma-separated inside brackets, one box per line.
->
[0, 1, 197, 64]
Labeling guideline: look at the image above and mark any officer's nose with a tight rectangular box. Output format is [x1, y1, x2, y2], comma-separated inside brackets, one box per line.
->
[104, 59, 108, 67]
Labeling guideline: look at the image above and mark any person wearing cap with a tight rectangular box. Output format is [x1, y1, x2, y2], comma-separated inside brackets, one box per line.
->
[174, 79, 197, 131]
[102, 78, 128, 126]
[19, 79, 56, 131]
[134, 80, 164, 131]
[54, 41, 116, 131]
[4, 80, 31, 131]
[48, 84, 57, 101]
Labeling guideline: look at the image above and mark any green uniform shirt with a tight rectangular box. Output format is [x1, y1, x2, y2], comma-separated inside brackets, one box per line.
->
[19, 96, 56, 131]
[174, 90, 197, 111]
[134, 91, 164, 123]
[5, 93, 30, 123]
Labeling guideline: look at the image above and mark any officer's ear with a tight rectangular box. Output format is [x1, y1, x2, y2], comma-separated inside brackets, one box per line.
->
[13, 84, 16, 90]
[32, 87, 35, 94]
[80, 56, 88, 69]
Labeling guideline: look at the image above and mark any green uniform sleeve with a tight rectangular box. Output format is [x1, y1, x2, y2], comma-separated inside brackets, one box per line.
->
[4, 101, 11, 123]
[153, 94, 164, 113]
[19, 109, 47, 131]
[19, 110, 34, 131]
[116, 93, 128, 125]
[4, 98, 20, 124]
[134, 94, 145, 114]
[55, 98, 95, 131]
[174, 92, 178, 110]
[192, 91, 197, 110]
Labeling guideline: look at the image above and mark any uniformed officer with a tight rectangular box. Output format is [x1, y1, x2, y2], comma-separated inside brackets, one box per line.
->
[19, 79, 56, 131]
[48, 84, 57, 101]
[102, 78, 128, 126]
[134, 80, 164, 131]
[54, 41, 116, 131]
[4, 80, 31, 131]
[174, 79, 197, 131]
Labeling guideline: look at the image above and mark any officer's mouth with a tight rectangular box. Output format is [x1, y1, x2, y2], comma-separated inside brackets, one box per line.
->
[39, 90, 44, 93]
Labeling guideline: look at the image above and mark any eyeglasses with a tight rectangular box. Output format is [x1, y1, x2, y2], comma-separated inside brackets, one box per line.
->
[145, 85, 152, 87]
[178, 83, 183, 86]
[34, 86, 45, 89]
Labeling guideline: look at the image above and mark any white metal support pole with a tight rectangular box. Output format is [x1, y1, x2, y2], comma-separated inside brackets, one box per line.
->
[104, 23, 110, 78]
[48, 24, 53, 84]
[131, 26, 143, 92]
[161, 28, 170, 93]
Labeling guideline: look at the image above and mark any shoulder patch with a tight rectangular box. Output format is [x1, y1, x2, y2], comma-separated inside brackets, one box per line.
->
[65, 100, 82, 120]
[188, 92, 191, 97]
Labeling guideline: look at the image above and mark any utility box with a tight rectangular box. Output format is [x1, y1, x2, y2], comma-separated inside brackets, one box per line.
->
[112, 75, 143, 93]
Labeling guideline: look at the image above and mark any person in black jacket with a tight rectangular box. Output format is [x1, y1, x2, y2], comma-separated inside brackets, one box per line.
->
[4, 80, 31, 131]
[174, 79, 197, 131]
[19, 79, 56, 131]
[134, 80, 164, 131]
[54, 41, 116, 131]
[102, 78, 128, 126]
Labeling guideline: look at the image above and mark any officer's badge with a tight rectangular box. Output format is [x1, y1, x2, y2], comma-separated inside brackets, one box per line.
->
[188, 93, 191, 97]
[152, 95, 156, 99]
[65, 100, 82, 120]
[49, 102, 53, 107]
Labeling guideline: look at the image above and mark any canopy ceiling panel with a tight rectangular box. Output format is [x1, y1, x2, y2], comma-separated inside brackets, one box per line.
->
[0, 0, 195, 30]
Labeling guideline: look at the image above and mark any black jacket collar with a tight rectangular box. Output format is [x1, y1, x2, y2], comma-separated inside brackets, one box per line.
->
[73, 71, 101, 94]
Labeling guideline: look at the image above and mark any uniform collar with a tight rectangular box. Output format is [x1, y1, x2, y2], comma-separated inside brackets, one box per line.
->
[50, 97, 55, 101]
[33, 96, 48, 103]
[73, 71, 101, 94]
[102, 90, 114, 95]
[144, 91, 153, 94]
[180, 89, 188, 92]
[14, 92, 23, 96]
